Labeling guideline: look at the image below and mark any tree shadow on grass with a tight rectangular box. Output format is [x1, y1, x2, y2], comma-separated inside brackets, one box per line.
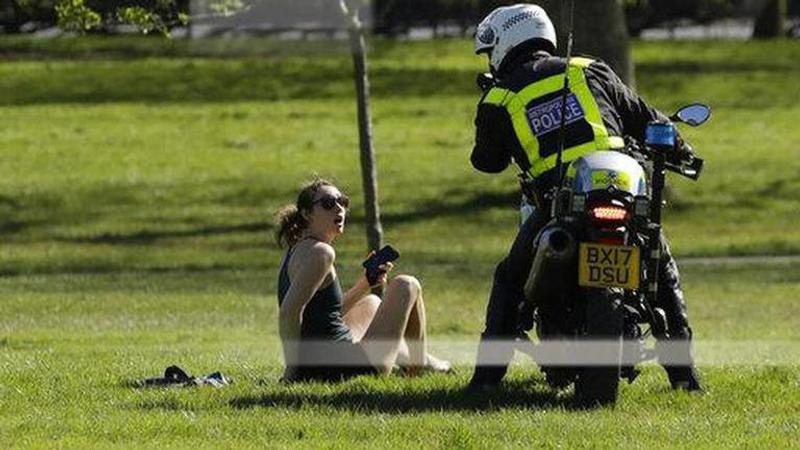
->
[0, 64, 478, 106]
[383, 190, 518, 225]
[229, 379, 582, 413]
[636, 61, 799, 76]
[0, 262, 265, 278]
[46, 190, 517, 246]
[63, 221, 270, 245]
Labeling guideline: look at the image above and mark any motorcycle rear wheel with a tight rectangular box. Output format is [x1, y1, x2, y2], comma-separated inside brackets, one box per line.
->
[575, 288, 624, 407]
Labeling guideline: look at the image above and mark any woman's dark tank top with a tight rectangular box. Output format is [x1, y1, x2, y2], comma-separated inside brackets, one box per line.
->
[277, 245, 353, 343]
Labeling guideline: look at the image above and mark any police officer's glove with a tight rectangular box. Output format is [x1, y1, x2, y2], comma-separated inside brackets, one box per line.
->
[476, 72, 495, 92]
[674, 136, 696, 163]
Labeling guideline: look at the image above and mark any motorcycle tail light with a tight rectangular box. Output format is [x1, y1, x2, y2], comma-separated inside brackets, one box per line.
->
[590, 205, 629, 222]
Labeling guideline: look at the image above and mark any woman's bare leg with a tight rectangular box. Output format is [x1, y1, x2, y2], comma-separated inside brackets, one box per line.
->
[361, 275, 425, 374]
[386, 290, 451, 373]
[344, 289, 442, 369]
[342, 294, 381, 342]
[403, 282, 427, 373]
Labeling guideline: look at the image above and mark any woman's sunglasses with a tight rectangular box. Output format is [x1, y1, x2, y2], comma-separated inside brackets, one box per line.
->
[312, 195, 350, 210]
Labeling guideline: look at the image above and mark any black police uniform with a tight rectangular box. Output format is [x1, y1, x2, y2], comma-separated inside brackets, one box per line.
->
[469, 50, 702, 391]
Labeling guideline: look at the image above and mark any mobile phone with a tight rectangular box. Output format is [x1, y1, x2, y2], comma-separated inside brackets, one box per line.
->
[362, 245, 400, 285]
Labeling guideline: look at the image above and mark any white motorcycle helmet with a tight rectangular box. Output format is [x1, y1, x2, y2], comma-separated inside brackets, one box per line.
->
[475, 4, 557, 73]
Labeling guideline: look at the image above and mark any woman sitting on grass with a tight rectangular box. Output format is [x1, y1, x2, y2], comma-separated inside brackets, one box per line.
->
[275, 178, 451, 382]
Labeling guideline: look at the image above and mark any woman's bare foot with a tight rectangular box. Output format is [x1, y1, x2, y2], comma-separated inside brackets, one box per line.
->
[425, 353, 452, 373]
[399, 353, 453, 376]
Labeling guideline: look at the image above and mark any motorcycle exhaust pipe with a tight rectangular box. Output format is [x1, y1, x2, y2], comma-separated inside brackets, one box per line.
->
[524, 226, 577, 302]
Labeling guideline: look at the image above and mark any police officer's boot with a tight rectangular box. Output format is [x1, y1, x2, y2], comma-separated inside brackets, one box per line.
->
[658, 326, 703, 392]
[656, 237, 703, 392]
[467, 335, 514, 392]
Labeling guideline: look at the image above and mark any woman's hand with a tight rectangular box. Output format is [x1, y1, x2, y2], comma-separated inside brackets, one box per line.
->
[359, 250, 395, 289]
[371, 261, 394, 287]
[345, 253, 392, 312]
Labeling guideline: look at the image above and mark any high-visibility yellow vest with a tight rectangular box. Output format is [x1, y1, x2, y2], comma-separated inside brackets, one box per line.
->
[481, 57, 625, 176]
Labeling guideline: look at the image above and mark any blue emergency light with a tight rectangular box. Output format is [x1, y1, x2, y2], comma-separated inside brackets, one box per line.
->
[645, 122, 676, 148]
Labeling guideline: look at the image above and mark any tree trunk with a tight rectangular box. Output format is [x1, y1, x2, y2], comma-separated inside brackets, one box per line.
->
[340, 1, 384, 256]
[3, 1, 25, 33]
[753, 0, 787, 39]
[542, 0, 634, 86]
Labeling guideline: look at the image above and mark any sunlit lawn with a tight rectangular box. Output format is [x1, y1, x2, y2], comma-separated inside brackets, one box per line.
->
[1, 37, 799, 447]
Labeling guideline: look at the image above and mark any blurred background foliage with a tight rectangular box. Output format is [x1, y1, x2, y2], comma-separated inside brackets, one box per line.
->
[0, 0, 796, 38]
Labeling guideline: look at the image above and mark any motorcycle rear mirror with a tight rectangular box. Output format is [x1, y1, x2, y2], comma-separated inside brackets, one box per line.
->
[671, 104, 711, 127]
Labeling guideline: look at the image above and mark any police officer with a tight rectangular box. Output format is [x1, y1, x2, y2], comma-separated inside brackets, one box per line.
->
[468, 4, 702, 392]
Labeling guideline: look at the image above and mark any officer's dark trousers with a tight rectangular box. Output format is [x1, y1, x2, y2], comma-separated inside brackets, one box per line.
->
[470, 210, 694, 387]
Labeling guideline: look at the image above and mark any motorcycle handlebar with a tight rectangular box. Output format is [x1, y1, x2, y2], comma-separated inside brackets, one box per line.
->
[667, 157, 704, 180]
[623, 137, 704, 181]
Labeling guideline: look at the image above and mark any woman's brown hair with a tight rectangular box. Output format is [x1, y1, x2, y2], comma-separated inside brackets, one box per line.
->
[275, 178, 336, 248]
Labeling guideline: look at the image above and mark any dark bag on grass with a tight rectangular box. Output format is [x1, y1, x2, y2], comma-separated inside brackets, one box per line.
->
[138, 365, 232, 388]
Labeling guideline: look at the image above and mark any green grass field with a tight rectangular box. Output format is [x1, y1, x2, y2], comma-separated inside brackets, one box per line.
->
[1, 36, 799, 448]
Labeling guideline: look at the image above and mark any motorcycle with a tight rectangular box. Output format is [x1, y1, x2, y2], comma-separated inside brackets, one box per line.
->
[518, 104, 711, 406]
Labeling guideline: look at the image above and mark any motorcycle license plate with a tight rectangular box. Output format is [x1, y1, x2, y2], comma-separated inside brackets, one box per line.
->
[578, 243, 640, 290]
